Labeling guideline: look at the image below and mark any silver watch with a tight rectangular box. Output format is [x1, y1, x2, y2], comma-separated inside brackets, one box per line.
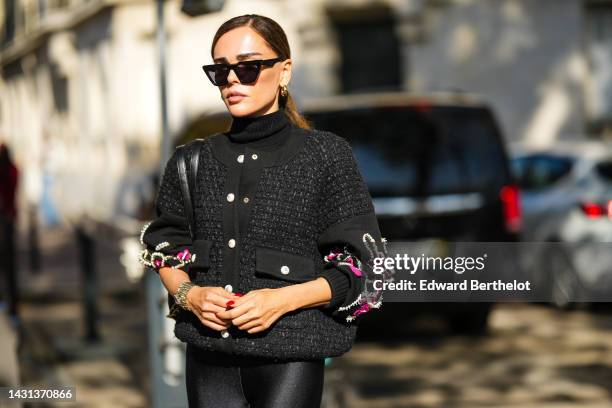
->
[174, 281, 197, 311]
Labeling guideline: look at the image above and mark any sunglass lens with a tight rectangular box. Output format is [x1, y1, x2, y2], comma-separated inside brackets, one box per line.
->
[205, 65, 229, 86]
[234, 63, 260, 84]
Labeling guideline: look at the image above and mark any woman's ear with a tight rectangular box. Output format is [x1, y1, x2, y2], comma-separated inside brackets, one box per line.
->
[281, 58, 292, 86]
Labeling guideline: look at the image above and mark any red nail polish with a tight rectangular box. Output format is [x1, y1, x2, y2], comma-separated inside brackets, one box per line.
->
[226, 300, 235, 307]
[235, 293, 243, 297]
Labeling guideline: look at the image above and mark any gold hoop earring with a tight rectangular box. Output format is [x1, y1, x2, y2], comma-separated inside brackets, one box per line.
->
[280, 85, 288, 97]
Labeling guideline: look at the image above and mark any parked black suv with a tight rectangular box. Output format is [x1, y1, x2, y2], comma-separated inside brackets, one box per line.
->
[302, 91, 521, 334]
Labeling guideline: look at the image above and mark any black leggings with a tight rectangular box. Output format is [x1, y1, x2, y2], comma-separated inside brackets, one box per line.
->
[185, 344, 325, 408]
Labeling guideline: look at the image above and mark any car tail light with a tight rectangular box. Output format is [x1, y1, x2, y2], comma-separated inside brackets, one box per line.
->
[580, 201, 612, 219]
[500, 184, 521, 233]
[411, 99, 432, 113]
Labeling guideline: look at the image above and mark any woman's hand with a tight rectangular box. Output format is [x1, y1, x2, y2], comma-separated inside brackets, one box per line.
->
[215, 288, 292, 334]
[186, 286, 238, 332]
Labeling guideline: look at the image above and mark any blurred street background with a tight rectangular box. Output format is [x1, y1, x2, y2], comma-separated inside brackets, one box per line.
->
[1, 0, 612, 407]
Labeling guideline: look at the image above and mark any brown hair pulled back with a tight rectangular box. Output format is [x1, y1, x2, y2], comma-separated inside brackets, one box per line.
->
[211, 14, 312, 130]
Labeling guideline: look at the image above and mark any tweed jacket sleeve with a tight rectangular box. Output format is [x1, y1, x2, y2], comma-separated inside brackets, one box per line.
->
[316, 133, 391, 323]
[138, 147, 200, 276]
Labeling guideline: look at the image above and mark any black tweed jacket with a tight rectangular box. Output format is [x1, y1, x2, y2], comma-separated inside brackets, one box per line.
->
[139, 121, 387, 361]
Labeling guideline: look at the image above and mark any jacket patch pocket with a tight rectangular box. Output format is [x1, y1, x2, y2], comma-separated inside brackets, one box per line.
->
[255, 247, 316, 283]
[187, 239, 213, 272]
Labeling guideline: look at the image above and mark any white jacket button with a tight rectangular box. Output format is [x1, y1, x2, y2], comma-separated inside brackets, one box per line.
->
[280, 265, 290, 275]
[237, 154, 244, 163]
[228, 239, 236, 248]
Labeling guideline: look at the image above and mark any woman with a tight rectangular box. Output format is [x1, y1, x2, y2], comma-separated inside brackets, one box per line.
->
[139, 14, 390, 408]
[0, 143, 19, 323]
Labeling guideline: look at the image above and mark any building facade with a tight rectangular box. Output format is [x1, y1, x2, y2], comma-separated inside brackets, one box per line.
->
[1, 0, 610, 225]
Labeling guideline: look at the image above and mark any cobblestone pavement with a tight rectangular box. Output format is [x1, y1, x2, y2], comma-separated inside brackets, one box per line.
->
[326, 302, 612, 408]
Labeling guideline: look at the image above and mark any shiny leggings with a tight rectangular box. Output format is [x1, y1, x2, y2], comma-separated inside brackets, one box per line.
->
[185, 344, 325, 408]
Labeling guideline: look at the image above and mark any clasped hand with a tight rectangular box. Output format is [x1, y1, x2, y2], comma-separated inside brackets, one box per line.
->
[187, 286, 292, 334]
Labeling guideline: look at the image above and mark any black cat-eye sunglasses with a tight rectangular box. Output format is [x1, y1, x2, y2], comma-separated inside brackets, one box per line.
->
[202, 57, 284, 86]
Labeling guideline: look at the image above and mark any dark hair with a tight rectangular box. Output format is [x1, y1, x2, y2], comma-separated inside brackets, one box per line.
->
[211, 14, 312, 130]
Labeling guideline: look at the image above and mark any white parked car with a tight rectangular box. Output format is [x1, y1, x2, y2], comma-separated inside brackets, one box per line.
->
[509, 141, 612, 307]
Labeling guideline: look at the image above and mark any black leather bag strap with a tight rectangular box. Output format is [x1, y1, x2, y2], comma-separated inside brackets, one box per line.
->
[189, 142, 200, 204]
[176, 144, 195, 241]
[175, 139, 206, 241]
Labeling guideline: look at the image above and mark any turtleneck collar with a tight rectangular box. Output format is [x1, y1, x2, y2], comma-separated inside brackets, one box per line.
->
[227, 108, 290, 144]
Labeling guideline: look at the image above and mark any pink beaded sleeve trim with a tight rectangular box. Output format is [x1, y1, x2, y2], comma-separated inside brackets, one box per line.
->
[323, 233, 395, 323]
[139, 247, 196, 271]
[138, 221, 196, 272]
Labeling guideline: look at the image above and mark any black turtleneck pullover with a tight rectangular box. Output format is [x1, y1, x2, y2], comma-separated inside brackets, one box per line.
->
[227, 108, 291, 151]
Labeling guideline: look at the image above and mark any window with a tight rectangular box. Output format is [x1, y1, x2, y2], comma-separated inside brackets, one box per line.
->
[50, 63, 68, 112]
[595, 160, 612, 182]
[329, 8, 402, 94]
[511, 154, 574, 191]
[306, 106, 510, 197]
[584, 3, 612, 129]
